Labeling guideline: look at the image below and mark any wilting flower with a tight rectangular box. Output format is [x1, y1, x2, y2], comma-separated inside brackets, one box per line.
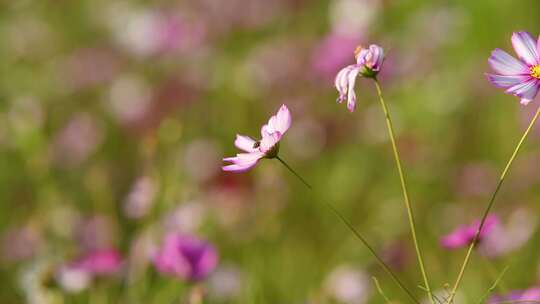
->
[335, 44, 384, 112]
[440, 215, 499, 249]
[153, 234, 218, 281]
[71, 249, 123, 276]
[222, 104, 291, 172]
[489, 287, 540, 303]
[487, 31, 540, 105]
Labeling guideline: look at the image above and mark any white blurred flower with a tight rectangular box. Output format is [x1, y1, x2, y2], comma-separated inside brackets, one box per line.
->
[124, 176, 157, 219]
[325, 265, 370, 304]
[107, 74, 152, 125]
[163, 201, 207, 234]
[480, 208, 538, 258]
[55, 265, 91, 294]
[330, 0, 381, 37]
[183, 139, 221, 183]
[208, 264, 244, 301]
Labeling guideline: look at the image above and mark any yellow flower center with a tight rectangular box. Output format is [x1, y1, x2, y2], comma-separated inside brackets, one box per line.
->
[531, 65, 540, 79]
[354, 45, 364, 60]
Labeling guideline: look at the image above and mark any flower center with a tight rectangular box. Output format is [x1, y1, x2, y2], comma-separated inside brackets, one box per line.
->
[354, 45, 364, 60]
[531, 65, 540, 79]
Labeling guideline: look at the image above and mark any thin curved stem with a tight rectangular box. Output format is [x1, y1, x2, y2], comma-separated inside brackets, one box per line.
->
[447, 105, 540, 304]
[276, 156, 420, 304]
[373, 79, 435, 304]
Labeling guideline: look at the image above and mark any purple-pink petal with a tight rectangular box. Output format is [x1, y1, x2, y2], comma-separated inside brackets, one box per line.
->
[154, 234, 218, 281]
[486, 74, 531, 88]
[73, 249, 123, 276]
[488, 48, 529, 75]
[506, 78, 540, 105]
[440, 215, 500, 250]
[511, 31, 539, 66]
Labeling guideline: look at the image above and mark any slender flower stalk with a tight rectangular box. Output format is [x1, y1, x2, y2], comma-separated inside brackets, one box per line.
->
[373, 79, 435, 304]
[276, 156, 419, 304]
[447, 104, 540, 304]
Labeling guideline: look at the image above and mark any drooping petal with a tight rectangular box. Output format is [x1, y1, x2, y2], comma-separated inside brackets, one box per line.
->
[273, 105, 291, 134]
[367, 45, 384, 71]
[259, 132, 281, 153]
[486, 73, 531, 88]
[512, 31, 539, 66]
[488, 48, 529, 75]
[346, 68, 361, 112]
[335, 65, 355, 103]
[234, 135, 257, 152]
[506, 78, 540, 105]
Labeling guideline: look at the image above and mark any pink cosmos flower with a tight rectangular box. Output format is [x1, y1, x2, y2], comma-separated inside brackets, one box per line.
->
[153, 234, 218, 281]
[489, 287, 540, 303]
[440, 215, 500, 249]
[222, 104, 291, 172]
[335, 44, 384, 112]
[487, 31, 540, 105]
[72, 249, 123, 276]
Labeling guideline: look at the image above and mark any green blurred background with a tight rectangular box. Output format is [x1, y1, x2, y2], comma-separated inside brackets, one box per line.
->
[1, 0, 540, 303]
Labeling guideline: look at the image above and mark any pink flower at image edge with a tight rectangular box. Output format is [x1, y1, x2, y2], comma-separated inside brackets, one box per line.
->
[486, 31, 540, 105]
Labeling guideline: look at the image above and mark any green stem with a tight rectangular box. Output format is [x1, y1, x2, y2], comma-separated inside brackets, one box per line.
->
[373, 79, 434, 304]
[275, 156, 419, 304]
[477, 265, 509, 304]
[447, 105, 540, 304]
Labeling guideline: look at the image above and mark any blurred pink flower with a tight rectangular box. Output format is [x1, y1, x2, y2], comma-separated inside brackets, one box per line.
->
[440, 215, 500, 249]
[51, 113, 103, 167]
[72, 249, 123, 276]
[222, 105, 291, 172]
[489, 287, 540, 303]
[1, 224, 43, 262]
[486, 31, 540, 105]
[75, 215, 116, 251]
[335, 44, 384, 112]
[153, 234, 218, 281]
[312, 33, 360, 79]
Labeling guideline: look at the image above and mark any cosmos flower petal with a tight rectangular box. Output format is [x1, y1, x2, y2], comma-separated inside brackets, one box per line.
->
[488, 48, 529, 75]
[222, 161, 259, 172]
[486, 73, 531, 88]
[223, 152, 264, 165]
[512, 31, 539, 66]
[234, 135, 257, 152]
[506, 78, 540, 105]
[346, 68, 361, 112]
[335, 65, 355, 103]
[273, 105, 291, 134]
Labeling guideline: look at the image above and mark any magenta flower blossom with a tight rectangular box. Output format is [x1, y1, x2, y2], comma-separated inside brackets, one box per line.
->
[440, 215, 499, 249]
[153, 234, 218, 281]
[487, 31, 540, 105]
[489, 287, 540, 303]
[222, 104, 291, 172]
[335, 44, 384, 112]
[72, 249, 123, 276]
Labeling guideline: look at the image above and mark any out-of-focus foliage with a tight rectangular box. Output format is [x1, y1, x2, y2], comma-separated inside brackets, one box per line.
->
[1, 0, 540, 303]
